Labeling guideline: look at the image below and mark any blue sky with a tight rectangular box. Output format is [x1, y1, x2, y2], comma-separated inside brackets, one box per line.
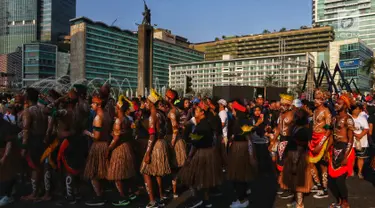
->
[77, 0, 312, 43]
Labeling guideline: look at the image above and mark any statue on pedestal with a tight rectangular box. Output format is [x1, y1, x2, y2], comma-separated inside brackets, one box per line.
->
[142, 0, 151, 25]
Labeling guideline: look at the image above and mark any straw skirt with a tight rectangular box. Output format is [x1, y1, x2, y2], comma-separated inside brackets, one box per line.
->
[178, 147, 223, 189]
[107, 142, 136, 181]
[84, 141, 108, 180]
[170, 138, 187, 168]
[279, 151, 312, 193]
[140, 139, 171, 177]
[227, 141, 256, 182]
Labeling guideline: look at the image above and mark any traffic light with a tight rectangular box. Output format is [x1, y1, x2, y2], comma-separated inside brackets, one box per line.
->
[184, 76, 193, 94]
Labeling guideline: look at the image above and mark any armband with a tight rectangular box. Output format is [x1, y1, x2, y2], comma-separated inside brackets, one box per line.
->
[148, 128, 156, 135]
[93, 126, 102, 132]
[173, 129, 179, 134]
[323, 124, 332, 130]
[113, 130, 121, 136]
[346, 143, 352, 152]
[51, 108, 57, 118]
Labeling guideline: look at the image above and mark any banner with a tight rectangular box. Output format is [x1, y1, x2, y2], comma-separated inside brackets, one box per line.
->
[340, 59, 360, 68]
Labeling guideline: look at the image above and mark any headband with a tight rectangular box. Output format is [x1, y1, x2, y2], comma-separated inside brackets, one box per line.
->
[280, 94, 294, 105]
[198, 101, 209, 111]
[339, 94, 351, 108]
[148, 88, 161, 104]
[92, 96, 102, 105]
[166, 89, 177, 100]
[232, 101, 246, 112]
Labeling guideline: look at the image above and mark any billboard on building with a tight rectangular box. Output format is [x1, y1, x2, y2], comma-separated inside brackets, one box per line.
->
[340, 59, 360, 68]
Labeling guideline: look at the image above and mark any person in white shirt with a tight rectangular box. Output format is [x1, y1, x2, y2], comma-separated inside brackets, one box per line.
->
[217, 99, 228, 147]
[351, 103, 369, 179]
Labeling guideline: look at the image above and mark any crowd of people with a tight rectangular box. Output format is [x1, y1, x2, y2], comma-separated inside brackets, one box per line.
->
[0, 84, 375, 208]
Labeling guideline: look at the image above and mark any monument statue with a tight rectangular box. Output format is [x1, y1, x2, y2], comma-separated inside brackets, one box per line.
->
[142, 0, 151, 25]
[137, 0, 153, 96]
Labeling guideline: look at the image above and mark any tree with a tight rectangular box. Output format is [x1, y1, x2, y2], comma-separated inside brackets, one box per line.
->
[215, 37, 220, 41]
[363, 57, 375, 74]
[263, 74, 278, 87]
[199, 88, 212, 97]
[175, 88, 184, 98]
[291, 80, 304, 97]
[262, 29, 271, 34]
[279, 27, 287, 32]
[222, 35, 226, 39]
[362, 57, 375, 90]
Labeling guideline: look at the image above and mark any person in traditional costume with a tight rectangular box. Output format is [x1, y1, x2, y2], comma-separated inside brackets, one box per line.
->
[165, 89, 186, 198]
[309, 89, 332, 199]
[38, 89, 61, 202]
[107, 95, 137, 206]
[272, 93, 295, 199]
[279, 109, 312, 208]
[41, 88, 75, 204]
[83, 94, 112, 206]
[227, 101, 257, 208]
[46, 85, 88, 205]
[140, 89, 171, 208]
[328, 93, 355, 208]
[178, 101, 223, 208]
[21, 88, 48, 201]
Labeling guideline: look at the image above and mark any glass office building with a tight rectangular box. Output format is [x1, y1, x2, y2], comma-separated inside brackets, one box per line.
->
[0, 0, 38, 54]
[40, 0, 76, 42]
[313, 0, 375, 49]
[339, 40, 373, 90]
[0, 0, 76, 54]
[70, 17, 204, 90]
[22, 43, 57, 87]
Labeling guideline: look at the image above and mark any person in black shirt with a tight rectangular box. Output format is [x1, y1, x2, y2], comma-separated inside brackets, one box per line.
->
[227, 101, 257, 208]
[280, 108, 312, 208]
[178, 101, 223, 208]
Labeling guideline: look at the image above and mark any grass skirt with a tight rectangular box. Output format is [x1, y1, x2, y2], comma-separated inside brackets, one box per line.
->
[84, 141, 108, 180]
[107, 142, 136, 181]
[0, 147, 21, 182]
[178, 147, 223, 189]
[227, 141, 256, 182]
[140, 139, 171, 177]
[279, 150, 312, 193]
[170, 138, 187, 168]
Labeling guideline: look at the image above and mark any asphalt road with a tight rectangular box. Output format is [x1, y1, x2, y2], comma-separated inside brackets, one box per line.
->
[5, 145, 375, 208]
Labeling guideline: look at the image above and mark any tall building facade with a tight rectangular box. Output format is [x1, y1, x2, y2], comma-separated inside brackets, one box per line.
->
[190, 26, 334, 61]
[327, 38, 373, 91]
[22, 43, 57, 87]
[339, 40, 373, 90]
[0, 0, 76, 54]
[0, 50, 22, 90]
[70, 17, 204, 91]
[169, 53, 314, 92]
[313, 0, 375, 49]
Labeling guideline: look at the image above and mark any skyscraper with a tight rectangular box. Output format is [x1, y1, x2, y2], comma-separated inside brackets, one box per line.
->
[0, 0, 76, 54]
[313, 0, 375, 49]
